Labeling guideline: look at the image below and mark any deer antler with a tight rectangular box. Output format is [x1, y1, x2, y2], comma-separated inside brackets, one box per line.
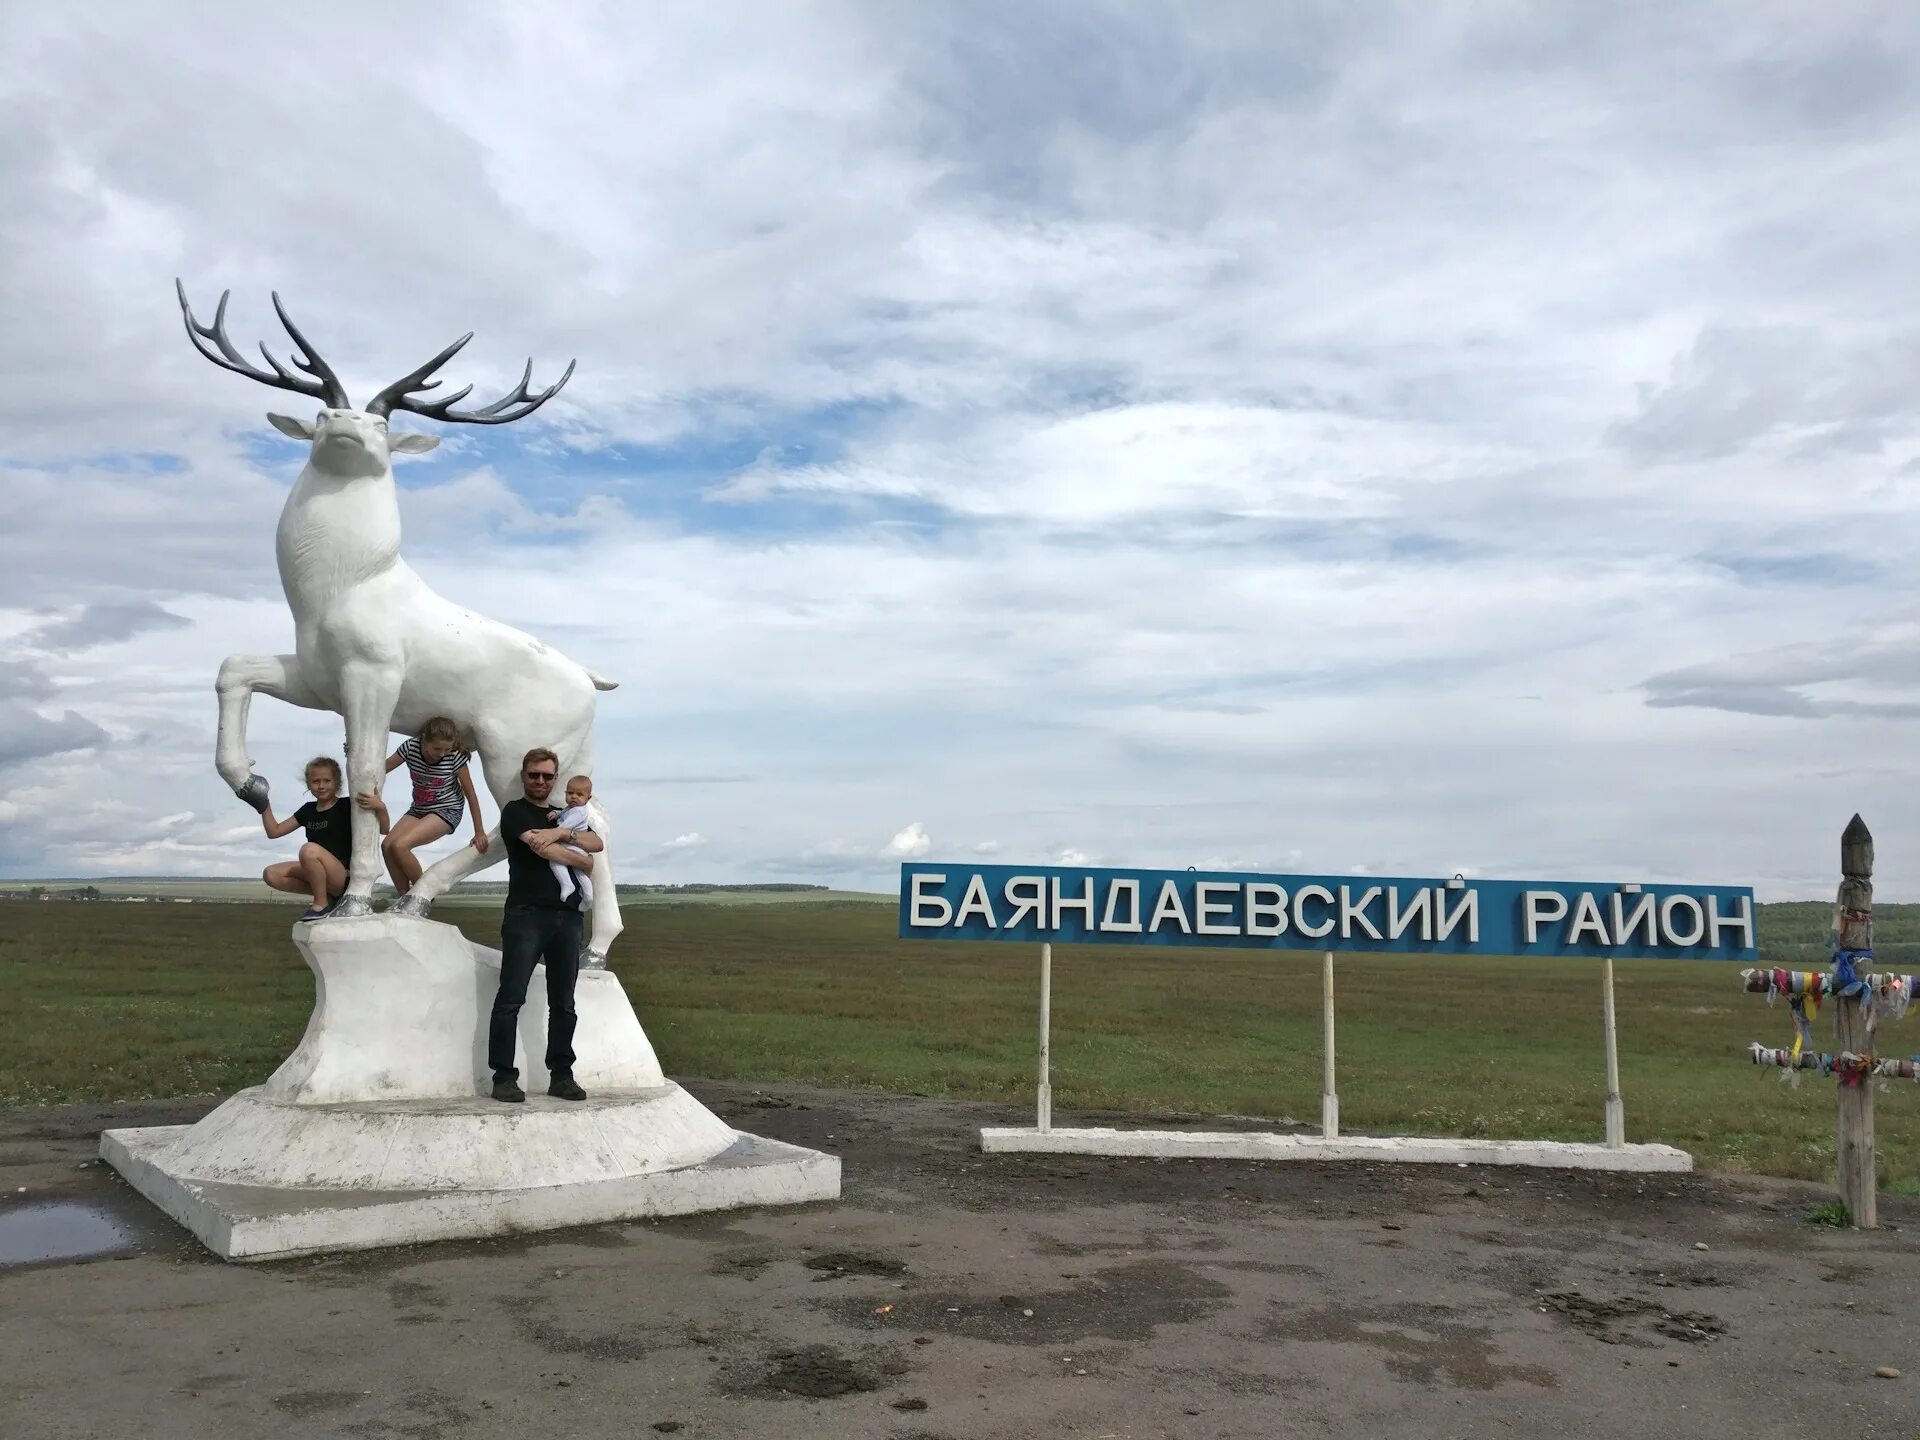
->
[365, 332, 576, 426]
[175, 281, 350, 409]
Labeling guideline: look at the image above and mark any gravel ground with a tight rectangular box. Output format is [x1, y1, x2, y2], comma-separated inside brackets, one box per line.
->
[3, 1080, 1918, 1439]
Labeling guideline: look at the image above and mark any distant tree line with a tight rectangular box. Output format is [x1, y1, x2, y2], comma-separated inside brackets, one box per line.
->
[1, 885, 102, 901]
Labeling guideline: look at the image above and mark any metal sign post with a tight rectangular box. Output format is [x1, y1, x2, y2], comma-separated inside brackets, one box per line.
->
[1602, 956, 1624, 1148]
[1321, 951, 1339, 1139]
[1037, 942, 1052, 1134]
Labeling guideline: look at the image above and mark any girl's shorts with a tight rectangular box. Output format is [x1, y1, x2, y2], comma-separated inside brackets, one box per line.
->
[405, 803, 464, 831]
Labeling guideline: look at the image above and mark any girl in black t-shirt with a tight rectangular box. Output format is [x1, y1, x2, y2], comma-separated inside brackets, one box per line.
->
[259, 756, 389, 920]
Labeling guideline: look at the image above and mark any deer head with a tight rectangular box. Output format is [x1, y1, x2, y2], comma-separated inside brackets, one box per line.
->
[175, 281, 575, 479]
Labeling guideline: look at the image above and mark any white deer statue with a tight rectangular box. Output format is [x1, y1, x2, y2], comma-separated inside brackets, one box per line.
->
[179, 283, 625, 961]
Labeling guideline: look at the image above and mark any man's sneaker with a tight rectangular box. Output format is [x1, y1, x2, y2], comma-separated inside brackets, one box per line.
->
[491, 1077, 526, 1104]
[547, 1073, 587, 1102]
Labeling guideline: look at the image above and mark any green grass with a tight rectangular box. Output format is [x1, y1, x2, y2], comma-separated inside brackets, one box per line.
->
[4, 899, 1919, 1187]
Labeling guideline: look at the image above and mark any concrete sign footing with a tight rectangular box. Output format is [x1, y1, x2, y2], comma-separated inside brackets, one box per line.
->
[980, 1127, 1693, 1172]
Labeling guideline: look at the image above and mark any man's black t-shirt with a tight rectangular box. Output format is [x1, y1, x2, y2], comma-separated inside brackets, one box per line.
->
[501, 797, 578, 909]
[294, 800, 353, 868]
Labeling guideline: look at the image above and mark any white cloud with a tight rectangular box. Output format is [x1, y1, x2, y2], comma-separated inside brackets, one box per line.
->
[661, 832, 705, 851]
[882, 823, 932, 860]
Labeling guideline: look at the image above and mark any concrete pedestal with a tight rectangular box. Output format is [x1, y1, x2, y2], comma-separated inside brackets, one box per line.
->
[101, 915, 838, 1260]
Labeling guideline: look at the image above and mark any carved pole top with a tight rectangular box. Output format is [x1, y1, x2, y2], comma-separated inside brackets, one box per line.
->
[1842, 813, 1873, 880]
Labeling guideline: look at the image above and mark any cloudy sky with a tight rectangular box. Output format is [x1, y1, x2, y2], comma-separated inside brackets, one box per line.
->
[2, 2, 1917, 897]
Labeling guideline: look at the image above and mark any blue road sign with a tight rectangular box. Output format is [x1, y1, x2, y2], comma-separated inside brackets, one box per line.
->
[899, 863, 1757, 961]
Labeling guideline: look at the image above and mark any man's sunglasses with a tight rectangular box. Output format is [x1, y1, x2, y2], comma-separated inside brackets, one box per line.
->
[523, 770, 557, 781]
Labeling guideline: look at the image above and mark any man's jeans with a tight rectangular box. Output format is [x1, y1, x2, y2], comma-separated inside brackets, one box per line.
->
[489, 906, 583, 1082]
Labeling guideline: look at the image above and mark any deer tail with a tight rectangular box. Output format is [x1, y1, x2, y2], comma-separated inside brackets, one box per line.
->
[588, 670, 619, 691]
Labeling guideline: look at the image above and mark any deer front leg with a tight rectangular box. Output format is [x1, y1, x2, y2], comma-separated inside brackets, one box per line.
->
[332, 660, 402, 917]
[215, 653, 325, 808]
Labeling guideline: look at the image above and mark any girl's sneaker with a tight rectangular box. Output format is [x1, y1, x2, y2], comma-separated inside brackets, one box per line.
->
[298, 904, 333, 922]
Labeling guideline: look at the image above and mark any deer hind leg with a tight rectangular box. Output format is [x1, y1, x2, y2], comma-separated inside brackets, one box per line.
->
[393, 824, 507, 917]
[215, 653, 325, 807]
[333, 661, 403, 916]
[583, 797, 624, 966]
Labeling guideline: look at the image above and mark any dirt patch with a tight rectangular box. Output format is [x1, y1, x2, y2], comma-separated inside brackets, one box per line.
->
[272, 1389, 365, 1418]
[1264, 1302, 1556, 1391]
[825, 1259, 1231, 1344]
[710, 1251, 776, 1279]
[495, 1292, 661, 1361]
[802, 1249, 907, 1278]
[1633, 1264, 1729, 1289]
[750, 1344, 884, 1399]
[1538, 1292, 1726, 1346]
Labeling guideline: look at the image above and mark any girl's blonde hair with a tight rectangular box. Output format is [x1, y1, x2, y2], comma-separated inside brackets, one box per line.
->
[304, 756, 342, 787]
[418, 716, 464, 748]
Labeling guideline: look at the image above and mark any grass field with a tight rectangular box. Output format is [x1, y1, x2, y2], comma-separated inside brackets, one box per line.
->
[4, 897, 1919, 1189]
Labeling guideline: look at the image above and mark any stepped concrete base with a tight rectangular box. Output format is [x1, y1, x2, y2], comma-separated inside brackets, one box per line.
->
[100, 915, 839, 1260]
[980, 1127, 1693, 1172]
[105, 1106, 837, 1261]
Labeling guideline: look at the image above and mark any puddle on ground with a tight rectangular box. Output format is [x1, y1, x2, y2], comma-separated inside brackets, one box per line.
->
[0, 1201, 140, 1268]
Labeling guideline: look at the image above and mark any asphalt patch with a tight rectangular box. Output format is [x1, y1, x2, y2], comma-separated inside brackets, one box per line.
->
[1539, 1292, 1726, 1346]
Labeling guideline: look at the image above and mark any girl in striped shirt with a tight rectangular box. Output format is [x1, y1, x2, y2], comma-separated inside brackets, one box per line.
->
[379, 716, 488, 897]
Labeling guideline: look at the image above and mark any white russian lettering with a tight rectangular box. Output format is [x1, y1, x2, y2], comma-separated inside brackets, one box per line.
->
[1660, 894, 1706, 946]
[1294, 884, 1335, 939]
[1387, 887, 1433, 941]
[1568, 892, 1610, 944]
[1708, 894, 1754, 949]
[1339, 885, 1383, 941]
[1523, 890, 1568, 944]
[1003, 875, 1046, 930]
[954, 873, 997, 928]
[1150, 880, 1192, 934]
[1194, 881, 1237, 936]
[1245, 882, 1288, 936]
[1436, 886, 1479, 943]
[908, 872, 952, 928]
[1101, 879, 1142, 933]
[1611, 890, 1658, 945]
[1052, 875, 1095, 930]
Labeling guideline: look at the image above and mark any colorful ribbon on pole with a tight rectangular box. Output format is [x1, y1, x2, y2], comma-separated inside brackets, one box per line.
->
[1740, 968, 1920, 1084]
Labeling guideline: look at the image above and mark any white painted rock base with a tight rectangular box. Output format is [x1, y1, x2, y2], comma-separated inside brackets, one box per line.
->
[104, 1097, 837, 1261]
[980, 1127, 1693, 1172]
[100, 915, 839, 1259]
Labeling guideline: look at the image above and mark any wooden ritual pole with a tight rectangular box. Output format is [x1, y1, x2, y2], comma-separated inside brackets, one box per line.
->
[1321, 951, 1339, 1138]
[1036, 942, 1053, 1134]
[1835, 815, 1877, 1228]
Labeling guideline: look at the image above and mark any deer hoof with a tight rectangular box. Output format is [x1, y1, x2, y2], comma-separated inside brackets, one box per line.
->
[234, 775, 271, 813]
[388, 893, 432, 919]
[330, 895, 373, 919]
[580, 947, 608, 971]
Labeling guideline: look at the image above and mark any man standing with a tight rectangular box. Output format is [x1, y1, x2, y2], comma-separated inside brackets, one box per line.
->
[490, 747, 603, 1103]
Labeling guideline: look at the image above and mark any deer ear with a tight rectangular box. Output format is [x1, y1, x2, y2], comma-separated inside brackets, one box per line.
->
[267, 413, 317, 440]
[388, 431, 440, 456]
